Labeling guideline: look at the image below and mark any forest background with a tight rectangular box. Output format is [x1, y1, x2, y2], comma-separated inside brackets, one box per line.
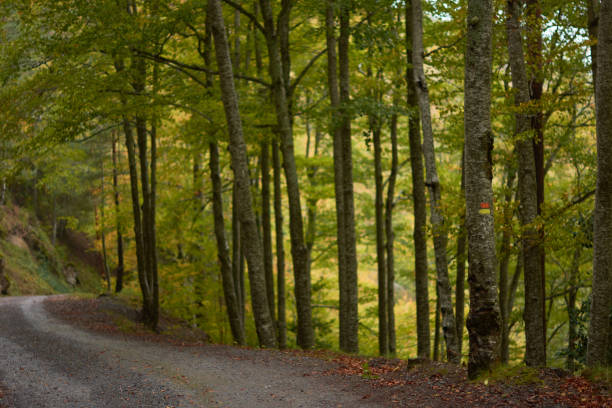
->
[0, 0, 610, 379]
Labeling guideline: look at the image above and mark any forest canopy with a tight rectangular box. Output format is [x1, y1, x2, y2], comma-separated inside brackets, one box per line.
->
[0, 0, 610, 379]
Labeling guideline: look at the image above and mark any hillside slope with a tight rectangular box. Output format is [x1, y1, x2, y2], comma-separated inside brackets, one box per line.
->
[0, 203, 102, 296]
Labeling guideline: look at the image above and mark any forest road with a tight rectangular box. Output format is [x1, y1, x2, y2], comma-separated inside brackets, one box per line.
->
[0, 296, 384, 408]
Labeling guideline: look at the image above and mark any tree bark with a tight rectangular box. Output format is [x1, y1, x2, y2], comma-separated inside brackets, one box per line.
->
[406, 0, 430, 360]
[497, 163, 516, 364]
[338, 0, 359, 354]
[209, 141, 247, 345]
[464, 0, 501, 379]
[325, 0, 348, 352]
[100, 161, 111, 292]
[385, 107, 398, 356]
[208, 0, 276, 348]
[258, 0, 314, 349]
[112, 132, 125, 294]
[261, 142, 275, 324]
[587, 0, 612, 367]
[372, 119, 388, 356]
[506, 0, 546, 366]
[456, 148, 467, 359]
[566, 245, 582, 371]
[525, 0, 546, 347]
[272, 141, 287, 348]
[410, 0, 459, 363]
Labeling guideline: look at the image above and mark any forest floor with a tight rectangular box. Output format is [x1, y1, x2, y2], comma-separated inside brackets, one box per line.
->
[1, 295, 610, 407]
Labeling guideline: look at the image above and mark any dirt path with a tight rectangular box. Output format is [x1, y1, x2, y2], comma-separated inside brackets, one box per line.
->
[0, 296, 382, 408]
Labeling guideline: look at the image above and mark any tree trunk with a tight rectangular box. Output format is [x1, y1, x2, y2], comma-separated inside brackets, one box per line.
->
[406, 0, 430, 360]
[208, 0, 276, 348]
[209, 141, 246, 345]
[258, 0, 314, 349]
[112, 132, 125, 293]
[373, 120, 388, 356]
[433, 286, 441, 361]
[587, 0, 599, 87]
[566, 245, 582, 371]
[273, 141, 287, 348]
[385, 107, 398, 356]
[525, 0, 547, 348]
[587, 0, 612, 367]
[456, 148, 467, 359]
[261, 142, 275, 324]
[497, 163, 516, 364]
[232, 182, 245, 323]
[410, 0, 459, 363]
[464, 0, 501, 379]
[100, 161, 111, 292]
[325, 0, 349, 352]
[506, 0, 546, 366]
[502, 254, 522, 363]
[338, 0, 359, 354]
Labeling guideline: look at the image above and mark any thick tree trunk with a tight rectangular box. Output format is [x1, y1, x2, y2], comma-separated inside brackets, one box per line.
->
[587, 0, 612, 367]
[260, 142, 275, 324]
[258, 0, 313, 349]
[338, 0, 359, 354]
[410, 0, 459, 363]
[385, 109, 398, 356]
[209, 142, 246, 345]
[506, 0, 546, 366]
[112, 132, 125, 293]
[208, 0, 276, 348]
[406, 1, 430, 360]
[464, 0, 501, 379]
[525, 0, 547, 348]
[272, 141, 287, 348]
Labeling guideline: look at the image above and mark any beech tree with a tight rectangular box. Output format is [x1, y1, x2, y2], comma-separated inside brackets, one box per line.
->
[464, 0, 502, 378]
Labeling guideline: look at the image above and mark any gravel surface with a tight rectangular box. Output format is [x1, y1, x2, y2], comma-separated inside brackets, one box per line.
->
[0, 296, 383, 407]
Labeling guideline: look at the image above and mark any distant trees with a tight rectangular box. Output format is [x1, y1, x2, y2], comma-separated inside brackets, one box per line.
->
[0, 0, 609, 371]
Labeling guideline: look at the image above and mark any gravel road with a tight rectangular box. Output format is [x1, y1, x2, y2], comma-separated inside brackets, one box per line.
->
[0, 296, 383, 408]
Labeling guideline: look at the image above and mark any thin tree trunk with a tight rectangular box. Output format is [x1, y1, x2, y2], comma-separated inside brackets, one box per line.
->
[506, 0, 546, 366]
[210, 141, 246, 345]
[498, 164, 516, 364]
[566, 245, 582, 371]
[410, 0, 459, 363]
[587, 0, 612, 367]
[456, 148, 467, 359]
[261, 142, 275, 324]
[587, 0, 599, 87]
[259, 0, 313, 349]
[100, 161, 111, 292]
[273, 141, 287, 348]
[406, 0, 430, 360]
[208, 0, 276, 348]
[232, 183, 245, 323]
[112, 132, 125, 293]
[373, 120, 388, 356]
[464, 0, 501, 379]
[433, 286, 441, 361]
[325, 0, 349, 352]
[386, 107, 398, 356]
[502, 254, 522, 363]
